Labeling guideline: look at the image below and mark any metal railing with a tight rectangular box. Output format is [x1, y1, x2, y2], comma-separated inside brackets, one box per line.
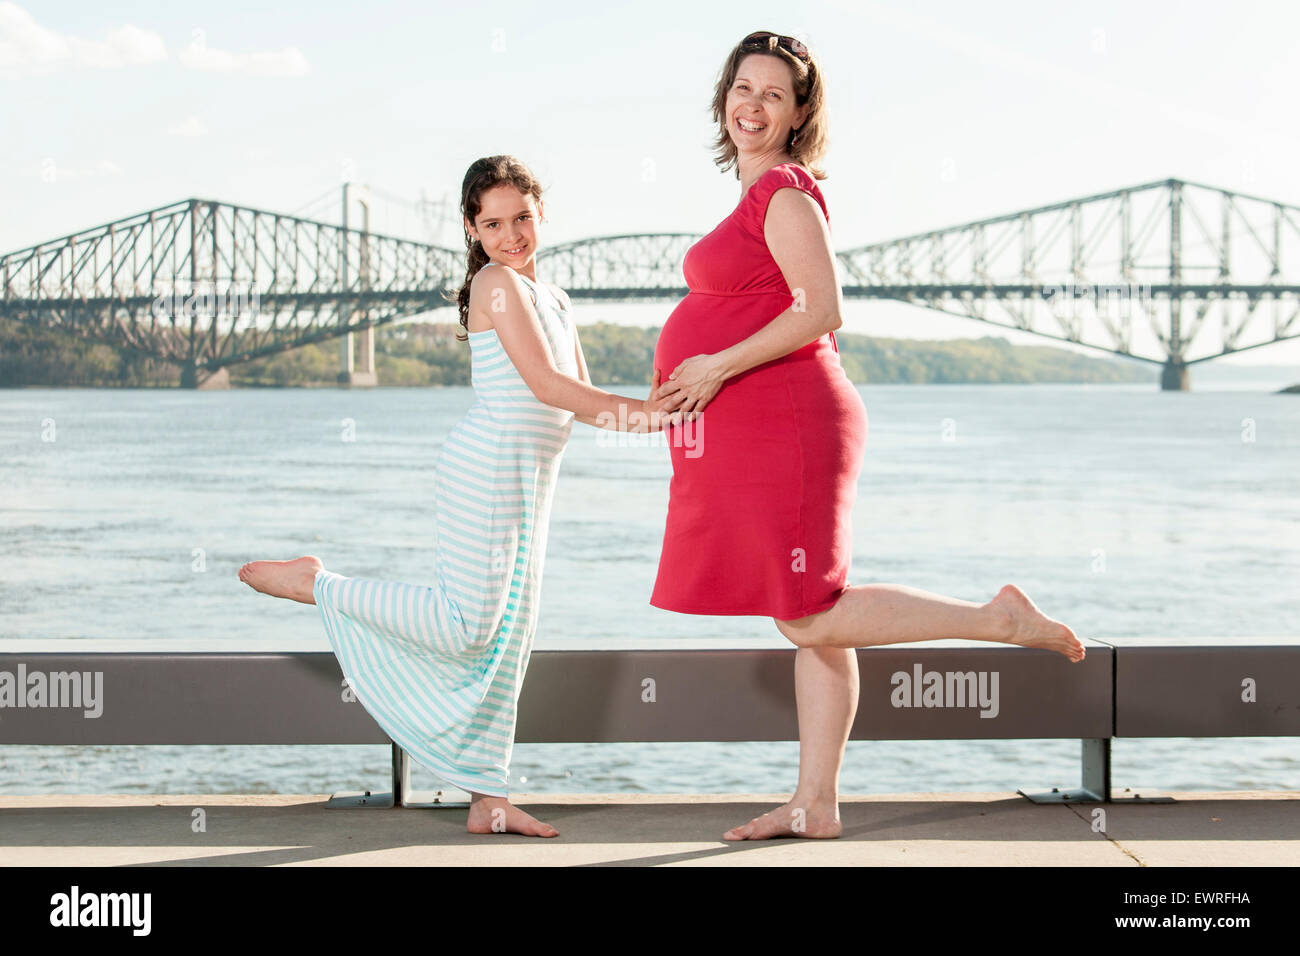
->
[2, 638, 1296, 806]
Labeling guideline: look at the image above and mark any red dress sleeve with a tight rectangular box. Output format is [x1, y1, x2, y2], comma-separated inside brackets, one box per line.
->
[736, 163, 838, 352]
[739, 163, 830, 237]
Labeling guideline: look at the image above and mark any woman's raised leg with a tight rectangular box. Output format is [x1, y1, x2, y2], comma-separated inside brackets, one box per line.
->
[724, 582, 1082, 840]
[775, 582, 1084, 661]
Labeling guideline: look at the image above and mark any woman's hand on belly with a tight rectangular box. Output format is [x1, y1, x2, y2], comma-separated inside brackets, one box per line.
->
[654, 352, 730, 419]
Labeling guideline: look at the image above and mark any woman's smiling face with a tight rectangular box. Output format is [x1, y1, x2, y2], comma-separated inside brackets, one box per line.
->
[725, 53, 809, 160]
[465, 184, 542, 267]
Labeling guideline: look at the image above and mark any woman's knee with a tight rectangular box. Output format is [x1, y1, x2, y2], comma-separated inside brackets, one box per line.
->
[774, 613, 826, 647]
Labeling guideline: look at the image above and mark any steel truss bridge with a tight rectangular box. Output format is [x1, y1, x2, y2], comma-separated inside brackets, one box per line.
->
[2, 178, 1297, 389]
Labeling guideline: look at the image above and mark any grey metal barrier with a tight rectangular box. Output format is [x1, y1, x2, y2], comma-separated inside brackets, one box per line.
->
[2, 637, 1295, 806]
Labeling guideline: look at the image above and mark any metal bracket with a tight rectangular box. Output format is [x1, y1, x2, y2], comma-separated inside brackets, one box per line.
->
[391, 744, 472, 807]
[325, 744, 472, 808]
[1107, 786, 1175, 803]
[1018, 738, 1177, 803]
[1019, 738, 1110, 803]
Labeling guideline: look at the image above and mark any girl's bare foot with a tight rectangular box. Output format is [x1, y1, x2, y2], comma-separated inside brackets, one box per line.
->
[238, 555, 323, 605]
[466, 796, 558, 837]
[989, 584, 1085, 662]
[723, 798, 841, 841]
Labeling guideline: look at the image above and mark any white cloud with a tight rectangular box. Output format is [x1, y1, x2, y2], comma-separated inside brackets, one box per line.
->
[167, 115, 209, 138]
[176, 37, 310, 76]
[29, 158, 123, 182]
[0, 5, 309, 78]
[0, 3, 167, 72]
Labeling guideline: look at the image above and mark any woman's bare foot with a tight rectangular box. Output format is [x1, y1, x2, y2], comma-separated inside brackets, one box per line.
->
[466, 796, 558, 837]
[723, 798, 841, 841]
[989, 584, 1085, 662]
[238, 555, 323, 605]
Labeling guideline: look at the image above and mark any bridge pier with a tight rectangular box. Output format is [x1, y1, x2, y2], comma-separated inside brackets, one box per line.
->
[180, 364, 230, 390]
[337, 326, 378, 387]
[1160, 359, 1189, 391]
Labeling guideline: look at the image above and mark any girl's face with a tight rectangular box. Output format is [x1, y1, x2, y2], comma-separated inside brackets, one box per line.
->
[724, 53, 809, 162]
[465, 184, 542, 269]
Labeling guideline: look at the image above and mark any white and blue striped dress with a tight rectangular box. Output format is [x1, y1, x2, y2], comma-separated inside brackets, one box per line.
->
[313, 262, 577, 797]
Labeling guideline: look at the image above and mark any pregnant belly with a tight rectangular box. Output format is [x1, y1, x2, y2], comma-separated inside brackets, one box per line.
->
[654, 290, 795, 379]
[652, 290, 863, 458]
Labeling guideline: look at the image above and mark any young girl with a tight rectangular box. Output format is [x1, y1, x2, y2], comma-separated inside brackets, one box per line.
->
[239, 155, 675, 837]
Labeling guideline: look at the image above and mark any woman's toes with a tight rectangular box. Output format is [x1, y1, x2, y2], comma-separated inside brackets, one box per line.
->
[723, 822, 752, 841]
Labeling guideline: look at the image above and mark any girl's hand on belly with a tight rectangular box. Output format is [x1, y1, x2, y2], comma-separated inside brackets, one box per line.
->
[645, 367, 683, 431]
[654, 352, 729, 419]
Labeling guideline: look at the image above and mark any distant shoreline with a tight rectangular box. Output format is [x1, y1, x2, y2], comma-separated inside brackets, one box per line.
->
[2, 319, 1159, 389]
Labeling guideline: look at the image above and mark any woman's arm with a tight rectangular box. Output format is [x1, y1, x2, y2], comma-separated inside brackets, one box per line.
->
[472, 268, 668, 432]
[654, 187, 842, 417]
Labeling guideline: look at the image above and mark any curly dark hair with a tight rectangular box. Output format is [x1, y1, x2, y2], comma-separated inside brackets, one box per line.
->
[452, 155, 545, 341]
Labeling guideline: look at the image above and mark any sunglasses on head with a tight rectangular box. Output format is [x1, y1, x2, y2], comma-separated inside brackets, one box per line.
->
[740, 31, 810, 62]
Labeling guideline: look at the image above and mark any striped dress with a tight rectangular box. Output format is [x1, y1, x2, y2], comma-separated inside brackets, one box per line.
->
[313, 262, 577, 797]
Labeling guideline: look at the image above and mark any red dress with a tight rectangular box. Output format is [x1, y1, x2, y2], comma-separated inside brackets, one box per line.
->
[650, 162, 869, 620]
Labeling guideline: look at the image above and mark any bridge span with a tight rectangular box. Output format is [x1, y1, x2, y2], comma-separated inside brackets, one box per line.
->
[2, 178, 1296, 389]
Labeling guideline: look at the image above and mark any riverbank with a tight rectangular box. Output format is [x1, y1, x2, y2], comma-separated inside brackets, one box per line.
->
[0, 317, 1151, 387]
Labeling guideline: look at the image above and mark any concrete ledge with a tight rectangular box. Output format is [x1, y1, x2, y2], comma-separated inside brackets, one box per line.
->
[1, 792, 1294, 866]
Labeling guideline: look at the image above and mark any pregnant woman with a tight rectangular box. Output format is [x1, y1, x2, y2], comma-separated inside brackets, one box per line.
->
[650, 31, 1085, 841]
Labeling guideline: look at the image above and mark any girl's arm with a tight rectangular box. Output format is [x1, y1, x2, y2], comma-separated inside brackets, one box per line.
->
[470, 268, 668, 432]
[569, 324, 667, 430]
[570, 325, 600, 427]
[653, 187, 842, 417]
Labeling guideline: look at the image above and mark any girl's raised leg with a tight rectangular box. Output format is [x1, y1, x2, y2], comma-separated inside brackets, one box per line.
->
[238, 555, 323, 604]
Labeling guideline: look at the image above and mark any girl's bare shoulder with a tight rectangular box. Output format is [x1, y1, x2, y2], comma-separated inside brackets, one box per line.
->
[469, 263, 531, 304]
[546, 283, 573, 311]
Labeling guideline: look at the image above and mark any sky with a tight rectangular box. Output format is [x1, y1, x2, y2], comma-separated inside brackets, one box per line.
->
[2, 0, 1298, 368]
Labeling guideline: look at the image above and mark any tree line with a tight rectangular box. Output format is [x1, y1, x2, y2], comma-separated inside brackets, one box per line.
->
[0, 317, 1151, 387]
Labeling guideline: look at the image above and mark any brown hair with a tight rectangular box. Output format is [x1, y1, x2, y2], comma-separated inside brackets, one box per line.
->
[452, 155, 544, 341]
[710, 32, 828, 181]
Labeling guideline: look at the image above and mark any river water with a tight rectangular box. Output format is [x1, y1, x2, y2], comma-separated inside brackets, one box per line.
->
[1, 382, 1297, 795]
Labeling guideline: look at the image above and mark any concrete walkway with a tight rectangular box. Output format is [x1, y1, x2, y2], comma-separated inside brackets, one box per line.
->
[1, 792, 1295, 866]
